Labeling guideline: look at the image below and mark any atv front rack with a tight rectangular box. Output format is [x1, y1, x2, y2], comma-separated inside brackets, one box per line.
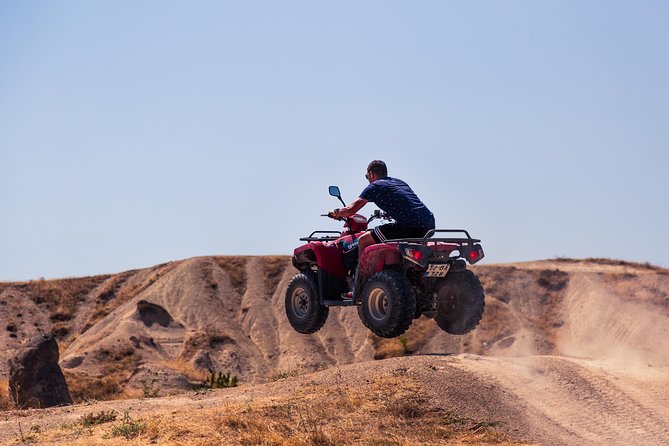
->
[299, 231, 341, 242]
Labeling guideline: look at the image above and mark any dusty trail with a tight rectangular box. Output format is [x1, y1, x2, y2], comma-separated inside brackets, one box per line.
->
[450, 355, 669, 446]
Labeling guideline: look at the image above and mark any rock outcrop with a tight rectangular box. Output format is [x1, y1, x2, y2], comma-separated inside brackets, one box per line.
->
[8, 334, 72, 408]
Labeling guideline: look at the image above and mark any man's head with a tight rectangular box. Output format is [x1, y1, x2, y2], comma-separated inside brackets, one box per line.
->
[366, 160, 387, 182]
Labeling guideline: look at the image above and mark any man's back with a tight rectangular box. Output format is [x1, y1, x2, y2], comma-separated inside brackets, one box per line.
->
[360, 176, 434, 228]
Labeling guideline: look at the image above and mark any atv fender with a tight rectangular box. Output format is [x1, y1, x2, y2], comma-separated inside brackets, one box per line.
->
[293, 242, 347, 279]
[358, 244, 401, 285]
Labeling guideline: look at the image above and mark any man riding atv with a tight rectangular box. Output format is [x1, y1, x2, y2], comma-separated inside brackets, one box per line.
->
[287, 166, 485, 338]
[328, 160, 435, 298]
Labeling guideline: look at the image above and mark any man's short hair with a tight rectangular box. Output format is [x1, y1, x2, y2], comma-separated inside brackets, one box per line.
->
[367, 160, 388, 177]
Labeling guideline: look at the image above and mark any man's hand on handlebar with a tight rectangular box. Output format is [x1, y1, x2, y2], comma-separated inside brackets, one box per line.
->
[327, 209, 340, 219]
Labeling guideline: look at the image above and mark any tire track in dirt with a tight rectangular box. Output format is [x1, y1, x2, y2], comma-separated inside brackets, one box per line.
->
[562, 360, 669, 445]
[452, 355, 669, 446]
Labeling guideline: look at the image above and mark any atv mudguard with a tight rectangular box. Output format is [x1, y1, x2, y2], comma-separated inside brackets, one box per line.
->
[293, 242, 347, 279]
[357, 244, 401, 286]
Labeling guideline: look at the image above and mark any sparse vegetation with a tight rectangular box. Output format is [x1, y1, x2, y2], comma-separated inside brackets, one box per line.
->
[204, 369, 238, 389]
[372, 318, 433, 359]
[80, 410, 117, 427]
[4, 275, 110, 340]
[198, 373, 517, 446]
[141, 378, 161, 398]
[374, 337, 406, 359]
[64, 345, 140, 402]
[536, 269, 569, 291]
[153, 357, 210, 389]
[65, 371, 122, 402]
[554, 256, 668, 273]
[15, 422, 40, 444]
[271, 369, 299, 381]
[105, 412, 146, 440]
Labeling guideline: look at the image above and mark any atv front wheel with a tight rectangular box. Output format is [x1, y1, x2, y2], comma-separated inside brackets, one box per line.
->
[359, 270, 416, 338]
[285, 272, 329, 334]
[434, 270, 485, 335]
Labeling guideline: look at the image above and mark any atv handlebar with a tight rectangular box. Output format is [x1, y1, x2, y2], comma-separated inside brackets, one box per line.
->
[367, 209, 391, 223]
[321, 209, 392, 227]
[321, 212, 345, 221]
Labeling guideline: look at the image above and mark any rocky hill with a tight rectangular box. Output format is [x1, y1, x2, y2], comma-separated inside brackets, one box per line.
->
[1, 257, 669, 445]
[1, 256, 667, 404]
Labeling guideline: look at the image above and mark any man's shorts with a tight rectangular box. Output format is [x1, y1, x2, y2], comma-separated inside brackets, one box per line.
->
[370, 223, 434, 243]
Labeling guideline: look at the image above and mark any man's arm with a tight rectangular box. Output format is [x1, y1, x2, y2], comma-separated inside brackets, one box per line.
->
[331, 197, 368, 218]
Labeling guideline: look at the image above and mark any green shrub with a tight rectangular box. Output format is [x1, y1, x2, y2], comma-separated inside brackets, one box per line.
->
[80, 411, 117, 427]
[206, 369, 238, 388]
[106, 412, 145, 440]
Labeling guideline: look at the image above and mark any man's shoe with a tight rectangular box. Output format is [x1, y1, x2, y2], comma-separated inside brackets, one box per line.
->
[341, 292, 353, 300]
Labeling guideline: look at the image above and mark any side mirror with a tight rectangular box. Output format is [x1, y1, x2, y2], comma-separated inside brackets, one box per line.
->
[328, 185, 346, 207]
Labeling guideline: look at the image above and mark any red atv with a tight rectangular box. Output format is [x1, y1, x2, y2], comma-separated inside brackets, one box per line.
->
[286, 186, 486, 338]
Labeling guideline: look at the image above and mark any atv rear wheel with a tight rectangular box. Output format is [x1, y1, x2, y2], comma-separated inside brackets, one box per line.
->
[359, 270, 416, 338]
[285, 272, 329, 334]
[434, 270, 485, 335]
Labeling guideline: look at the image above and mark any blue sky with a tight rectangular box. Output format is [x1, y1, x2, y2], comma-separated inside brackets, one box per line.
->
[1, 1, 668, 280]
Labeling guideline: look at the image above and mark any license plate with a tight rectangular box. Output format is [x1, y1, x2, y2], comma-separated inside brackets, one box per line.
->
[425, 263, 450, 277]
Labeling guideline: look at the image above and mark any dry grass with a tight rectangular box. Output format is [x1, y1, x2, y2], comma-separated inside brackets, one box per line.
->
[20, 373, 529, 446]
[1, 275, 110, 340]
[65, 371, 123, 403]
[64, 345, 141, 402]
[0, 379, 13, 411]
[554, 257, 668, 273]
[80, 410, 118, 427]
[373, 317, 436, 360]
[157, 357, 207, 382]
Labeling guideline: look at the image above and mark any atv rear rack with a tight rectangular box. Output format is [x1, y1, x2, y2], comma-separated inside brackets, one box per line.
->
[385, 229, 481, 246]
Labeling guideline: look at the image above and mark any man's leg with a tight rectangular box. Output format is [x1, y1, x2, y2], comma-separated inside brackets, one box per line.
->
[357, 230, 376, 258]
[347, 231, 376, 301]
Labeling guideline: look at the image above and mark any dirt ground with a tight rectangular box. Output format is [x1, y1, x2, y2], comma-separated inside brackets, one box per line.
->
[0, 354, 667, 445]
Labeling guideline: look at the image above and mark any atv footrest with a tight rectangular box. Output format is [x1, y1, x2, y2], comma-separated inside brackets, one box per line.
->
[323, 299, 356, 307]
